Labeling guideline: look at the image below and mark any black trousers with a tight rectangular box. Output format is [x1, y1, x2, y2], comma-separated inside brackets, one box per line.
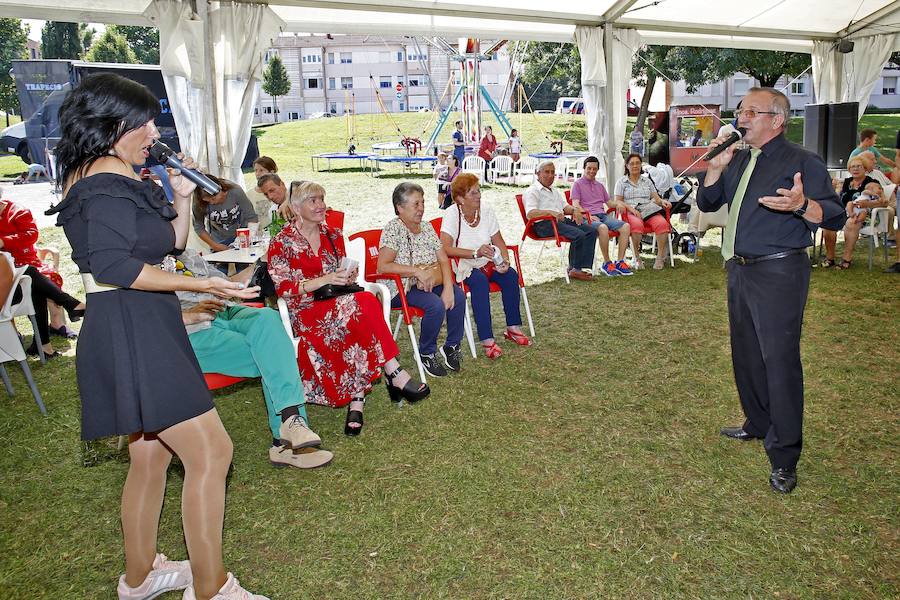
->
[726, 252, 811, 470]
[24, 265, 80, 345]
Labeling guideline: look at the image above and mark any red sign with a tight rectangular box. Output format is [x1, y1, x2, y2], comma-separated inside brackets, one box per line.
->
[395, 84, 403, 92]
[669, 104, 722, 175]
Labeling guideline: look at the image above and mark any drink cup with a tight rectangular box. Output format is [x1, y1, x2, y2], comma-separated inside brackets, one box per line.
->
[236, 228, 251, 249]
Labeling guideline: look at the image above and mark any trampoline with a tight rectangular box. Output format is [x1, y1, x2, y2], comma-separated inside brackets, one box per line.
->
[529, 151, 590, 159]
[367, 155, 438, 177]
[311, 153, 374, 172]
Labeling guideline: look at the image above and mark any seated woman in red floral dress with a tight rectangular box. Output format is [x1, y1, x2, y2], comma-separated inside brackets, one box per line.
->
[267, 181, 429, 435]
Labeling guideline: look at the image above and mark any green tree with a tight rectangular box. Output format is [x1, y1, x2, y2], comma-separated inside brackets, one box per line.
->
[520, 42, 581, 111]
[80, 25, 95, 53]
[84, 29, 138, 63]
[41, 21, 85, 59]
[713, 49, 811, 88]
[108, 25, 159, 64]
[0, 18, 28, 121]
[262, 55, 291, 122]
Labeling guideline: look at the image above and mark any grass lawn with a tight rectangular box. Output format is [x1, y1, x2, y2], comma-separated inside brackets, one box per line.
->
[0, 114, 897, 599]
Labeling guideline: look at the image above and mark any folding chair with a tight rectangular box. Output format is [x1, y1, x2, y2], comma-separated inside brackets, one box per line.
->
[0, 260, 47, 415]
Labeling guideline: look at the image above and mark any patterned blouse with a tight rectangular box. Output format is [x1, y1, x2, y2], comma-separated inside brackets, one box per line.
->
[379, 217, 442, 297]
[614, 175, 656, 208]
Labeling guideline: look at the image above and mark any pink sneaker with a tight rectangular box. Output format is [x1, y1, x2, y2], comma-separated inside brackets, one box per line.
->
[117, 553, 192, 600]
[182, 573, 269, 600]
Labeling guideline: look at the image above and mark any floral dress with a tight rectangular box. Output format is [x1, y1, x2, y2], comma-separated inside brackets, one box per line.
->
[267, 221, 399, 407]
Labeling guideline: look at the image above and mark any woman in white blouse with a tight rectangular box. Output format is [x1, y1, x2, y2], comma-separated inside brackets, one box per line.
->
[439, 173, 531, 359]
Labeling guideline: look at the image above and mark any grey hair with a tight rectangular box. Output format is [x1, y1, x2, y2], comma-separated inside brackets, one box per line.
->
[537, 160, 556, 174]
[748, 87, 791, 125]
[391, 181, 425, 215]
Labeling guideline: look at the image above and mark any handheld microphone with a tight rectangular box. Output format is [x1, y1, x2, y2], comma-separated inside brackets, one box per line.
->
[147, 141, 222, 196]
[702, 125, 747, 161]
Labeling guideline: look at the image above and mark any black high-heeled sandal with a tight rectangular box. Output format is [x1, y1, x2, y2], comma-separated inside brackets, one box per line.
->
[66, 305, 85, 322]
[344, 399, 364, 436]
[385, 367, 430, 403]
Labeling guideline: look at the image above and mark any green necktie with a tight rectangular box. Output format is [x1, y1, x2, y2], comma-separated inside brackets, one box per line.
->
[721, 148, 762, 261]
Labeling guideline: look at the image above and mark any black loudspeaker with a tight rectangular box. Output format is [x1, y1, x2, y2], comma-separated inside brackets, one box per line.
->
[826, 102, 858, 169]
[803, 103, 829, 161]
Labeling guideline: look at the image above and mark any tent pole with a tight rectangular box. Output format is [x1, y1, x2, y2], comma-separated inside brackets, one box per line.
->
[603, 24, 616, 188]
[198, 0, 222, 176]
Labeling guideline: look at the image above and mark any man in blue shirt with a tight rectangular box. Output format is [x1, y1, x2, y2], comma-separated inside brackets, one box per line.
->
[698, 87, 845, 494]
[452, 120, 466, 167]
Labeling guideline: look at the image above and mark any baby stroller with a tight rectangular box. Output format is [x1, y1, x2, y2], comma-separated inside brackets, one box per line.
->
[645, 163, 698, 257]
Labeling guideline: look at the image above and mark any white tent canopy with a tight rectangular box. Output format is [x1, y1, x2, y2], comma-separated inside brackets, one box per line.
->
[1, 0, 899, 184]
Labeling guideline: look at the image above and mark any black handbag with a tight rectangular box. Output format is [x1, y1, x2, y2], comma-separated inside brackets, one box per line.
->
[313, 283, 364, 301]
[248, 259, 276, 299]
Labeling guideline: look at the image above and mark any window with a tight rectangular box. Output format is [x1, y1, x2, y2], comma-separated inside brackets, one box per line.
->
[407, 53, 426, 62]
[329, 102, 337, 114]
[341, 77, 353, 90]
[409, 77, 420, 87]
[379, 76, 391, 89]
[327, 52, 335, 64]
[397, 51, 403, 62]
[302, 54, 321, 64]
[305, 78, 322, 89]
[733, 78, 750, 95]
[254, 107, 259, 115]
[328, 77, 336, 90]
[790, 81, 806, 95]
[263, 106, 272, 114]
[399, 102, 405, 111]
[264, 49, 277, 63]
[883, 76, 897, 95]
[397, 76, 404, 87]
[340, 52, 352, 64]
[288, 112, 300, 120]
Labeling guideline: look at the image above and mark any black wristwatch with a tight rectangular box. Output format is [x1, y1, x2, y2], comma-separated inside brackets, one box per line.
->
[793, 198, 809, 217]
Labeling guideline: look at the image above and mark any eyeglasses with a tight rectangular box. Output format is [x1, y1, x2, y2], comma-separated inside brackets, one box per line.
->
[735, 108, 779, 119]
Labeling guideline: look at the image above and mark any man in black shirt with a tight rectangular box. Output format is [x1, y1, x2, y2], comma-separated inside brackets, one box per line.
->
[697, 87, 846, 494]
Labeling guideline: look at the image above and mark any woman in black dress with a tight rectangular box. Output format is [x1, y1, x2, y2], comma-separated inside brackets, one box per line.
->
[50, 74, 266, 600]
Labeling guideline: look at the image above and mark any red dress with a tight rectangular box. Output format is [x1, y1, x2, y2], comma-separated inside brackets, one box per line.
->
[267, 222, 399, 408]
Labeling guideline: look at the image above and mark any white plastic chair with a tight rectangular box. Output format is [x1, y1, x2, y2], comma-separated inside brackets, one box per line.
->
[513, 157, 538, 186]
[860, 207, 892, 270]
[565, 158, 584, 182]
[462, 156, 486, 181]
[0, 259, 47, 415]
[488, 155, 513, 184]
[276, 237, 392, 367]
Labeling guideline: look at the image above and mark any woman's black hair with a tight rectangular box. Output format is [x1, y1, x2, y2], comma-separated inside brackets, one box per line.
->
[54, 72, 161, 188]
[624, 152, 642, 175]
[392, 182, 425, 215]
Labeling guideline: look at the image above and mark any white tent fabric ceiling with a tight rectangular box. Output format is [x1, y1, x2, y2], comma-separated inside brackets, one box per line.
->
[1, 0, 899, 49]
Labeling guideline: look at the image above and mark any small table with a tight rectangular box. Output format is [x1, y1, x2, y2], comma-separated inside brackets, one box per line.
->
[204, 244, 266, 264]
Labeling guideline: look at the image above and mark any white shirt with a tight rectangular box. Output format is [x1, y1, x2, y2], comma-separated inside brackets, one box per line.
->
[523, 181, 565, 216]
[509, 137, 521, 153]
[440, 203, 501, 281]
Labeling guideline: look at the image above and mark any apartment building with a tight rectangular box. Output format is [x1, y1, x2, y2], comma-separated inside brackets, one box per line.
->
[254, 33, 514, 123]
[671, 68, 900, 114]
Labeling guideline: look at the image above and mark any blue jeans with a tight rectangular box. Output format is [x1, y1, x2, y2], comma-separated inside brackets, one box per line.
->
[465, 267, 521, 341]
[392, 284, 466, 355]
[532, 218, 597, 270]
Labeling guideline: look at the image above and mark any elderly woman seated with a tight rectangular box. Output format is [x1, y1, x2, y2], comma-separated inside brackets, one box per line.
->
[835, 180, 888, 270]
[439, 173, 530, 359]
[268, 181, 428, 436]
[823, 155, 876, 267]
[377, 182, 467, 377]
[174, 249, 331, 469]
[614, 153, 672, 270]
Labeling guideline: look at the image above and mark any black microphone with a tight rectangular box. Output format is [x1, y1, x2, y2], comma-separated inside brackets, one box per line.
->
[702, 125, 747, 161]
[147, 141, 222, 195]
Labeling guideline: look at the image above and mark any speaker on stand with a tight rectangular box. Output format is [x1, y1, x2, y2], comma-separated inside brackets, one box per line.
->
[803, 103, 829, 162]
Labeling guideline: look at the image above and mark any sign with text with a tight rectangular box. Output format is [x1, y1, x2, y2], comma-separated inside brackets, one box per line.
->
[669, 104, 722, 175]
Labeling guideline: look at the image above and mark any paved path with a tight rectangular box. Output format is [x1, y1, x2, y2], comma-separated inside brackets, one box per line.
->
[0, 181, 64, 228]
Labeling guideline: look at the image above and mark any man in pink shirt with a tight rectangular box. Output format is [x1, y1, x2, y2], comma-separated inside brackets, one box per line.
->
[570, 156, 632, 276]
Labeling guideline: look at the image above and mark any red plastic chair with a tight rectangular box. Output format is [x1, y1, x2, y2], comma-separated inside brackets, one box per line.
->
[455, 244, 536, 344]
[325, 208, 345, 230]
[348, 228, 428, 383]
[515, 193, 576, 283]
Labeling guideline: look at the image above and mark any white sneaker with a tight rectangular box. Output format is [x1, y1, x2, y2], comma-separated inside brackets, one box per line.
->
[183, 573, 269, 600]
[278, 414, 321, 449]
[117, 553, 192, 600]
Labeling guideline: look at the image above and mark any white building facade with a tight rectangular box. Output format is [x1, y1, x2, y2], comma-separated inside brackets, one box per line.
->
[672, 68, 900, 114]
[255, 34, 514, 123]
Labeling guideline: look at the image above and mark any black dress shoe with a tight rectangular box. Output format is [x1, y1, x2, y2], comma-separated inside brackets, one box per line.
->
[720, 426, 761, 441]
[769, 468, 797, 494]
